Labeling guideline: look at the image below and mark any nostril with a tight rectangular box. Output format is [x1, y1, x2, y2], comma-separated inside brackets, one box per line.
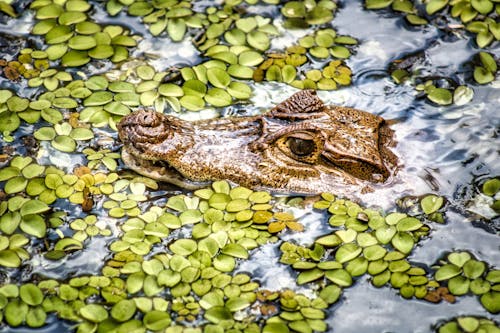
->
[139, 112, 156, 126]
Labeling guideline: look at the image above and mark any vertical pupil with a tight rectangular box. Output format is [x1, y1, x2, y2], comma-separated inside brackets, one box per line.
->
[288, 137, 315, 156]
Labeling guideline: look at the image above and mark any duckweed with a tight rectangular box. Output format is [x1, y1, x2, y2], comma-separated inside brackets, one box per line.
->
[465, 177, 500, 219]
[6, 163, 490, 331]
[474, 52, 498, 84]
[438, 317, 499, 333]
[365, 0, 499, 49]
[281, 0, 337, 27]
[482, 178, 500, 214]
[431, 251, 499, 313]
[253, 28, 356, 90]
[284, 192, 493, 311]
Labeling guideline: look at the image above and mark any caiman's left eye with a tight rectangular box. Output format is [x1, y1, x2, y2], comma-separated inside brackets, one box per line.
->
[288, 137, 315, 156]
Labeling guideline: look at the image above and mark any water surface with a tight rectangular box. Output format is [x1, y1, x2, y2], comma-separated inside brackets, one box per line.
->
[0, 1, 499, 332]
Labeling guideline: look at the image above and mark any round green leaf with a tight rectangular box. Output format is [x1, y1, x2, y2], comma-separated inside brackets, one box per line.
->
[20, 284, 44, 306]
[427, 88, 453, 105]
[391, 232, 414, 254]
[482, 178, 500, 196]
[143, 310, 171, 330]
[80, 304, 109, 322]
[204, 306, 232, 324]
[435, 264, 462, 281]
[169, 239, 197, 256]
[325, 269, 353, 287]
[206, 68, 231, 88]
[5, 177, 28, 194]
[0, 250, 21, 268]
[205, 88, 232, 107]
[480, 291, 500, 313]
[463, 259, 486, 279]
[420, 195, 444, 214]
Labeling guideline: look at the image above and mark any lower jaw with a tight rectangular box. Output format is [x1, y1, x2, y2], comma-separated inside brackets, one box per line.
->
[121, 148, 210, 190]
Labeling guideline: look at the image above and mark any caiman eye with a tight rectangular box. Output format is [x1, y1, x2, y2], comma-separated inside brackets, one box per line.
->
[287, 137, 315, 156]
[274, 131, 324, 164]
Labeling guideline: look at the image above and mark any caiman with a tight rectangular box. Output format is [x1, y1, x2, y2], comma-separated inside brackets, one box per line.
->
[117, 90, 398, 194]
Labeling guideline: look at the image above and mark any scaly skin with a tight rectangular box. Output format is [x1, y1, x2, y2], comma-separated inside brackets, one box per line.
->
[117, 90, 398, 194]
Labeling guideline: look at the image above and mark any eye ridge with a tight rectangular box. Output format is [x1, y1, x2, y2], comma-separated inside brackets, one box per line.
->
[287, 137, 316, 156]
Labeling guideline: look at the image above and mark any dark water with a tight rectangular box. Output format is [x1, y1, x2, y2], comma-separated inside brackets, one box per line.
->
[0, 1, 499, 333]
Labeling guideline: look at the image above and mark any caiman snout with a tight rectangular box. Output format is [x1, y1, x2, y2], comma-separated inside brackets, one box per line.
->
[118, 110, 172, 144]
[136, 110, 162, 127]
[119, 109, 162, 128]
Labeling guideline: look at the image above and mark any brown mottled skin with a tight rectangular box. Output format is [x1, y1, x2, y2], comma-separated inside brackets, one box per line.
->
[117, 90, 398, 194]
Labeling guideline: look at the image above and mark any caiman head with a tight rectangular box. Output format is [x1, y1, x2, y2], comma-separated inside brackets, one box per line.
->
[117, 90, 398, 194]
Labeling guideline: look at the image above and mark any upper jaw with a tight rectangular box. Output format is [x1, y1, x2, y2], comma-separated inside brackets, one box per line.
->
[120, 147, 210, 190]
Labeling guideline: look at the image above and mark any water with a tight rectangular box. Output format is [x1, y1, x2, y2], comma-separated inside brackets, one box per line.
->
[0, 1, 499, 332]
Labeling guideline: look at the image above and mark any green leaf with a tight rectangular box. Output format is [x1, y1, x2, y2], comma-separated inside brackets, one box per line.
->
[325, 269, 353, 287]
[392, 0, 414, 13]
[297, 268, 324, 284]
[480, 291, 500, 313]
[80, 304, 109, 322]
[463, 259, 486, 279]
[5, 177, 28, 194]
[20, 214, 47, 238]
[206, 67, 231, 89]
[20, 200, 50, 216]
[435, 264, 462, 281]
[0, 250, 21, 268]
[169, 239, 197, 256]
[476, 31, 494, 48]
[204, 306, 232, 324]
[426, 0, 449, 15]
[474, 66, 494, 84]
[20, 284, 44, 306]
[420, 195, 444, 214]
[471, 0, 494, 15]
[479, 52, 497, 73]
[427, 88, 453, 105]
[448, 252, 471, 268]
[365, 0, 393, 10]
[0, 2, 17, 17]
[5, 299, 28, 326]
[482, 178, 500, 196]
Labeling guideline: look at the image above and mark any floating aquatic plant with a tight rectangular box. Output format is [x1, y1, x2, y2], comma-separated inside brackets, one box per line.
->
[432, 251, 499, 314]
[254, 28, 356, 90]
[365, 0, 500, 49]
[437, 316, 500, 333]
[473, 52, 498, 84]
[481, 178, 500, 213]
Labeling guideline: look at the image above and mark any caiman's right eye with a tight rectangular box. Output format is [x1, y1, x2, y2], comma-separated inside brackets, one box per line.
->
[287, 137, 316, 156]
[275, 131, 324, 164]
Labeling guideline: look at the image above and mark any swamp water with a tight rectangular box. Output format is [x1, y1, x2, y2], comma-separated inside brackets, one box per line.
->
[0, 1, 498, 332]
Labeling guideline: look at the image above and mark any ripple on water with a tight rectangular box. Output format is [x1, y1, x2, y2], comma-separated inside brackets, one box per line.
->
[330, 282, 489, 333]
[335, 1, 438, 67]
